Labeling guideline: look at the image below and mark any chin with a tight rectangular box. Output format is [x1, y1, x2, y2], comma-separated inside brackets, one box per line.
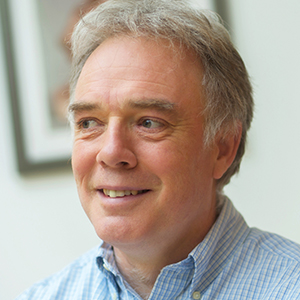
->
[92, 215, 150, 247]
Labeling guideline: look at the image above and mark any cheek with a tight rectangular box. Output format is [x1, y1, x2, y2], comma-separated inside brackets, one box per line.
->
[147, 138, 214, 192]
[72, 141, 97, 182]
[144, 137, 202, 172]
[72, 143, 97, 218]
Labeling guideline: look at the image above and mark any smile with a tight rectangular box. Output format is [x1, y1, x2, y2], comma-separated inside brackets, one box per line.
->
[102, 189, 149, 198]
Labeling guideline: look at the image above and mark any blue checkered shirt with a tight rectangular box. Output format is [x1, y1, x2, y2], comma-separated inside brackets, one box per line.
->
[16, 198, 300, 299]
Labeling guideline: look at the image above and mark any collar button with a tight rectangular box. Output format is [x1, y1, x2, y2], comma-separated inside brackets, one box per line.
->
[192, 291, 201, 299]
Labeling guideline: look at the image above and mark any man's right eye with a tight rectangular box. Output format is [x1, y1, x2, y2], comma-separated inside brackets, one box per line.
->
[78, 119, 98, 129]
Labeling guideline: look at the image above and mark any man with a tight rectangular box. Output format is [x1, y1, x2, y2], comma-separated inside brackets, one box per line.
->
[16, 0, 300, 299]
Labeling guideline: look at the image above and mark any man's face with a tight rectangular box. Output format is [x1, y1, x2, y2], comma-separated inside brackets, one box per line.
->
[71, 36, 220, 252]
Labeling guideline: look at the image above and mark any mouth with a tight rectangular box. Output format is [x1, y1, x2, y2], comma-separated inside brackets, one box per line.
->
[100, 189, 150, 198]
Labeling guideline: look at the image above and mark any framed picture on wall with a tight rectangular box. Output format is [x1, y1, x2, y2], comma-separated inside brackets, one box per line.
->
[0, 0, 87, 173]
[0, 0, 229, 174]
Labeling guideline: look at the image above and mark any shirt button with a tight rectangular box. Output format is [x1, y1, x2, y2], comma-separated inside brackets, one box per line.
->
[192, 291, 201, 299]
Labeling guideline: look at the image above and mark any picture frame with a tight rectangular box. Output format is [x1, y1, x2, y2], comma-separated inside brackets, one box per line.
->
[0, 0, 229, 174]
[0, 0, 85, 173]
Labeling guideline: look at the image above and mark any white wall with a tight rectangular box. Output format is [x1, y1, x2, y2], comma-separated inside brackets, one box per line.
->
[224, 0, 300, 242]
[1, 1, 300, 299]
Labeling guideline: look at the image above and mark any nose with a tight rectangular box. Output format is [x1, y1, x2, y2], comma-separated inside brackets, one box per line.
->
[96, 121, 137, 169]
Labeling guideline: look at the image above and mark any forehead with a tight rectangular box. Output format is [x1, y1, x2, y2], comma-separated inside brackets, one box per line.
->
[84, 35, 201, 72]
[74, 36, 204, 111]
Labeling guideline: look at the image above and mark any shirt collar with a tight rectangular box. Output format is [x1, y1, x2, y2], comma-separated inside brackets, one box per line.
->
[97, 241, 118, 276]
[188, 196, 250, 293]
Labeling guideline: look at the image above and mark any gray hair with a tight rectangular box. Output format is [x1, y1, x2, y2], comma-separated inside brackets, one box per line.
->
[69, 0, 253, 193]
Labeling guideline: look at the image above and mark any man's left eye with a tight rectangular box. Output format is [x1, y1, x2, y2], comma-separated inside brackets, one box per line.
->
[141, 119, 162, 129]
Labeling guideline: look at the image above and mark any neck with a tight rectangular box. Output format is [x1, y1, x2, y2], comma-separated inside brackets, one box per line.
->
[114, 252, 158, 299]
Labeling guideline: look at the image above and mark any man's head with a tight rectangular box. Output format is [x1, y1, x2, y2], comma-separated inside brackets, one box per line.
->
[69, 0, 253, 254]
[69, 0, 253, 194]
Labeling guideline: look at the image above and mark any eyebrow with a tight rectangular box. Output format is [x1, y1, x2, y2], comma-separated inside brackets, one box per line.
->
[68, 98, 176, 115]
[68, 102, 101, 114]
[128, 98, 176, 111]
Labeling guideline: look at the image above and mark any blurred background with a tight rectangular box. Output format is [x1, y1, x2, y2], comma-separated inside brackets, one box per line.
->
[1, 0, 300, 299]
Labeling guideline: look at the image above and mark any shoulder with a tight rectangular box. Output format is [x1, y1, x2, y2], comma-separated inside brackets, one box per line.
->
[237, 228, 300, 298]
[245, 228, 300, 262]
[15, 246, 102, 300]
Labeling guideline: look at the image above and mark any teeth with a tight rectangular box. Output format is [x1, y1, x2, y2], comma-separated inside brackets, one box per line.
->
[115, 190, 124, 197]
[103, 189, 144, 198]
[110, 190, 116, 198]
[131, 190, 138, 196]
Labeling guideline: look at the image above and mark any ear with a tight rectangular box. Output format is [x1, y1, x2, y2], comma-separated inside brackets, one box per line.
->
[213, 122, 242, 180]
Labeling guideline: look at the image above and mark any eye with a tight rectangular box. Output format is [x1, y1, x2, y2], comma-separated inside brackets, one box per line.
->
[78, 119, 98, 129]
[141, 119, 163, 129]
